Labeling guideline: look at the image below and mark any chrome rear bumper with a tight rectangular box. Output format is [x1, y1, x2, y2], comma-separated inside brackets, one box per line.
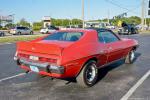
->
[14, 57, 64, 74]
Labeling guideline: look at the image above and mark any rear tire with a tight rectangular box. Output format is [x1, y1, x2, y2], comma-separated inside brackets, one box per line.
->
[77, 60, 98, 87]
[125, 50, 135, 64]
[118, 32, 121, 35]
[30, 31, 33, 35]
[1, 32, 4, 37]
[17, 32, 21, 35]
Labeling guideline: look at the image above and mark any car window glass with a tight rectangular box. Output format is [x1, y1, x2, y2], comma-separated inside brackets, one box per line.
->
[66, 32, 83, 41]
[98, 31, 105, 43]
[98, 31, 119, 43]
[44, 32, 83, 42]
[25, 27, 29, 30]
[18, 27, 25, 30]
[17, 27, 21, 29]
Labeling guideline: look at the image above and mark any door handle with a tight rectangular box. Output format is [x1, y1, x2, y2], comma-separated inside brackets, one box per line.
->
[100, 50, 107, 54]
[100, 50, 104, 54]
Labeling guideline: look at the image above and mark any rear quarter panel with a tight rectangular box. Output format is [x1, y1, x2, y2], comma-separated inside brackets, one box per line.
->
[60, 30, 103, 77]
[121, 38, 138, 57]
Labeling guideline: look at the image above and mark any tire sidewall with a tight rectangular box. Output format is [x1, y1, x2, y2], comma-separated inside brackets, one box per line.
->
[18, 32, 21, 35]
[129, 50, 135, 63]
[30, 31, 33, 35]
[83, 61, 98, 87]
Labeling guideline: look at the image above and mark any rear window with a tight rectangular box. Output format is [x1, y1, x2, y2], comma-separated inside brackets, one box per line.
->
[44, 32, 83, 42]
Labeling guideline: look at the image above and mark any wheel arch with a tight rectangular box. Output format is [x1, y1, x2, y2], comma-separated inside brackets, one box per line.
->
[75, 56, 98, 78]
[132, 45, 139, 51]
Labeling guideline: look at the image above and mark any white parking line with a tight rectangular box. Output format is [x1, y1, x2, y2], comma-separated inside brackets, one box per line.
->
[0, 73, 26, 82]
[121, 70, 150, 100]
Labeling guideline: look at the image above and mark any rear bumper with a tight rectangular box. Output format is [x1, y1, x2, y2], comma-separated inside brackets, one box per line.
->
[14, 57, 65, 75]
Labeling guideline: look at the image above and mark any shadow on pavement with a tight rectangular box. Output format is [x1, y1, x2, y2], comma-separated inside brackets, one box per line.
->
[96, 52, 141, 85]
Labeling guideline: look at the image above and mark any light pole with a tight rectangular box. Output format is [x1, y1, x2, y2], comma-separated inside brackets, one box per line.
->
[108, 9, 110, 24]
[8, 14, 15, 25]
[82, 0, 85, 29]
[141, 0, 145, 31]
[148, 0, 150, 15]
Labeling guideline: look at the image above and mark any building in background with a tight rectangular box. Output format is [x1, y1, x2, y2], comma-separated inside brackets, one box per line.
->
[0, 15, 14, 28]
[42, 16, 51, 28]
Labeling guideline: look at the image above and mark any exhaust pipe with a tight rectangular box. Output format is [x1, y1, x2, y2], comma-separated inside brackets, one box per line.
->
[25, 70, 30, 74]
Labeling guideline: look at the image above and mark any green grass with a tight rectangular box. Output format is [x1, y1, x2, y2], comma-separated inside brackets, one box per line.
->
[0, 34, 46, 43]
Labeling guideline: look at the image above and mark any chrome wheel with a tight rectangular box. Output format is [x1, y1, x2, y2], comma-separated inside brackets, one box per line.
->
[130, 50, 135, 62]
[85, 63, 97, 83]
[77, 60, 98, 87]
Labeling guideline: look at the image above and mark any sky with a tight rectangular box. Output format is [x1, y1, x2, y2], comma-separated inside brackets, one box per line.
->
[0, 0, 145, 23]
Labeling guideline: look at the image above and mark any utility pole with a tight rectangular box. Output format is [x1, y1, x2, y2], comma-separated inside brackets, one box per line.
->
[141, 0, 145, 30]
[82, 0, 85, 29]
[108, 9, 110, 24]
[148, 0, 150, 27]
[144, 0, 148, 26]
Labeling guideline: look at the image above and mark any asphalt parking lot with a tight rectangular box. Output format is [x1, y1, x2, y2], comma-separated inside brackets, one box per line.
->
[0, 34, 150, 100]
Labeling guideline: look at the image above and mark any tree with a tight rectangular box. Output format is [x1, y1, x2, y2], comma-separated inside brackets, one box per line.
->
[72, 19, 82, 25]
[17, 18, 31, 27]
[51, 18, 82, 27]
[5, 23, 16, 29]
[32, 21, 43, 31]
[108, 16, 141, 26]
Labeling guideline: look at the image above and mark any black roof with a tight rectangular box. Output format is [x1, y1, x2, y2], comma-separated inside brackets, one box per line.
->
[86, 27, 112, 32]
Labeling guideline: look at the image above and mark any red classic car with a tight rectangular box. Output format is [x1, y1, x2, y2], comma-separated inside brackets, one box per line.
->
[14, 29, 138, 87]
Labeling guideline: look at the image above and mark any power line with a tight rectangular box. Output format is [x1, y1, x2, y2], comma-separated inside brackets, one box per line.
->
[109, 0, 141, 7]
[105, 0, 140, 14]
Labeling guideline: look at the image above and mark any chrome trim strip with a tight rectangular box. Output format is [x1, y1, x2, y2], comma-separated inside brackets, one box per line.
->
[97, 57, 125, 69]
[19, 59, 49, 68]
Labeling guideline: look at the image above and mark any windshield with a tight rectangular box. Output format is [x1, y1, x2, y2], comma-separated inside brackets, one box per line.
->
[44, 32, 83, 42]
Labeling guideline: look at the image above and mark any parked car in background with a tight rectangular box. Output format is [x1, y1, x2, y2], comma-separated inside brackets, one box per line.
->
[40, 26, 59, 34]
[0, 31, 5, 37]
[118, 24, 139, 35]
[10, 26, 33, 35]
[135, 24, 149, 30]
[14, 29, 138, 87]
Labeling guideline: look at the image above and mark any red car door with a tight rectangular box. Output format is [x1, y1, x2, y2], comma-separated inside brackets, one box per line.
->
[106, 41, 124, 63]
[97, 31, 109, 66]
[98, 30, 124, 63]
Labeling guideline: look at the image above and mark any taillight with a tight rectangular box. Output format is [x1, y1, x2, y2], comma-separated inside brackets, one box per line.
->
[39, 57, 47, 61]
[18, 53, 29, 59]
[47, 58, 57, 63]
[39, 57, 57, 63]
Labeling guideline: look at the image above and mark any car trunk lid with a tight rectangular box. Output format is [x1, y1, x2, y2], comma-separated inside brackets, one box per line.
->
[17, 40, 74, 56]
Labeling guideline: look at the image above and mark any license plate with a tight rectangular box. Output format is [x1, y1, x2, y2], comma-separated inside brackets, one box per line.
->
[29, 56, 39, 61]
[30, 66, 39, 73]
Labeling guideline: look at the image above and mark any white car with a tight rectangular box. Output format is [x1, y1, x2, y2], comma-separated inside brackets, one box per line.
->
[135, 24, 149, 30]
[10, 26, 33, 35]
[40, 27, 59, 34]
[106, 25, 115, 29]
